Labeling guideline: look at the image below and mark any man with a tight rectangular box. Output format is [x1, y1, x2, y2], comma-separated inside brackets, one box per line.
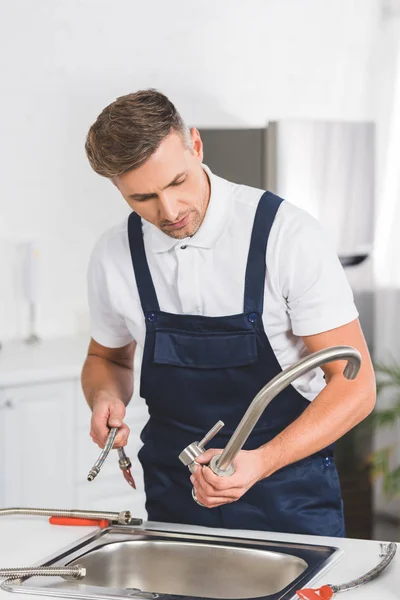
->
[82, 89, 376, 536]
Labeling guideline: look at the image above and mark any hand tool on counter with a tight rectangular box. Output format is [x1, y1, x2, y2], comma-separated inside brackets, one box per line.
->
[0, 507, 143, 580]
[87, 427, 136, 489]
[49, 516, 109, 529]
[0, 507, 142, 527]
[296, 542, 397, 599]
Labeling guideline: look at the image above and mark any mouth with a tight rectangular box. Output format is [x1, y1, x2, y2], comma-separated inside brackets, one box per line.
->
[163, 213, 190, 230]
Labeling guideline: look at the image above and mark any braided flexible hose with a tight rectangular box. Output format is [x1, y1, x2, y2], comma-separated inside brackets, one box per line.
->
[0, 566, 86, 580]
[0, 507, 135, 525]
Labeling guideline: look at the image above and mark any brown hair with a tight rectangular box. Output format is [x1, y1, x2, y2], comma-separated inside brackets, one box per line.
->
[85, 89, 191, 178]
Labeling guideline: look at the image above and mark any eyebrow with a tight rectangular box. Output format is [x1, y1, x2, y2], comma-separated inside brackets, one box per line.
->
[128, 171, 187, 201]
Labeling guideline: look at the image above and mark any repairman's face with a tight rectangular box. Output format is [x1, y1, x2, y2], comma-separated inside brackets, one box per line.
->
[115, 128, 210, 239]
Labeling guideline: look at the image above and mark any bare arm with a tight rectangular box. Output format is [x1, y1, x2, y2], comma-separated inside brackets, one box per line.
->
[81, 338, 136, 448]
[257, 318, 376, 477]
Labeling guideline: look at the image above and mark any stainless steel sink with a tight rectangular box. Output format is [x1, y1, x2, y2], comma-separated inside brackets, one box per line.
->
[2, 525, 343, 600]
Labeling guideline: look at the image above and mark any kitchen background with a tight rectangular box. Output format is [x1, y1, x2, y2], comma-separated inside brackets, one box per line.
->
[1, 0, 400, 541]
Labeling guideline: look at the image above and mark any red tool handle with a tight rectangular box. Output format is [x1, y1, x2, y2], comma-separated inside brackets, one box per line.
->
[296, 585, 334, 599]
[49, 517, 109, 529]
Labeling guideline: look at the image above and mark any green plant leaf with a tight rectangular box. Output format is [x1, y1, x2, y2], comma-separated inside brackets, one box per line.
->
[382, 467, 400, 498]
[368, 361, 400, 499]
[374, 362, 400, 385]
[372, 405, 400, 427]
[369, 447, 392, 477]
[376, 380, 399, 395]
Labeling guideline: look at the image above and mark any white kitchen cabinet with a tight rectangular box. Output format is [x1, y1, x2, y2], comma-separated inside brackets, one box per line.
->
[0, 337, 148, 519]
[2, 380, 76, 507]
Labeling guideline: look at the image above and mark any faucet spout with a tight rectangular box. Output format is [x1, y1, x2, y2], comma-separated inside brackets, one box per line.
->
[210, 345, 361, 476]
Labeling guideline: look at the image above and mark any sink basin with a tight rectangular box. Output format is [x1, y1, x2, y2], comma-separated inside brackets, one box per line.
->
[2, 525, 343, 600]
[68, 540, 307, 598]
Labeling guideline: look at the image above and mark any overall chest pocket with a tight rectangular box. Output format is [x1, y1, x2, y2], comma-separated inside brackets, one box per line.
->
[153, 329, 258, 369]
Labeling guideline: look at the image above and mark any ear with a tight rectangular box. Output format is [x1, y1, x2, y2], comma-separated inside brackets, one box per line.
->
[190, 127, 204, 162]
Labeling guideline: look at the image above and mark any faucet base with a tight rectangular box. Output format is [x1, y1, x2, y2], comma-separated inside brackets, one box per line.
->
[209, 454, 235, 477]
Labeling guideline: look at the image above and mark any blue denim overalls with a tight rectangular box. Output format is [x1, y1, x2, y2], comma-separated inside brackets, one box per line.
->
[127, 191, 345, 536]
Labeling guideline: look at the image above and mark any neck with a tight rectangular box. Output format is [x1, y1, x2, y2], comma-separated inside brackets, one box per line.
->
[201, 167, 211, 221]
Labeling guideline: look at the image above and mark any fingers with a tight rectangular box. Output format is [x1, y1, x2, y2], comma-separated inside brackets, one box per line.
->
[190, 448, 264, 509]
[91, 421, 130, 449]
[200, 463, 245, 490]
[108, 402, 129, 448]
[194, 492, 235, 508]
[90, 410, 110, 448]
[195, 448, 222, 465]
[90, 398, 128, 448]
[191, 478, 237, 508]
[190, 465, 243, 508]
[193, 461, 242, 490]
[192, 464, 225, 491]
[112, 422, 130, 448]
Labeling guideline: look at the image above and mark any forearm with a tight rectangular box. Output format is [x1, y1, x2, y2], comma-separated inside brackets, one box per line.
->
[259, 374, 376, 478]
[81, 354, 134, 409]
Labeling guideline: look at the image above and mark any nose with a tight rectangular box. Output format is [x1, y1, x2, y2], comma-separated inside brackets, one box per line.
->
[158, 194, 180, 223]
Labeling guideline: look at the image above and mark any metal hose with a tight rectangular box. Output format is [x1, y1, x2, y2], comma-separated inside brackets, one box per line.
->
[0, 506, 142, 581]
[0, 566, 86, 580]
[87, 428, 136, 489]
[0, 507, 140, 525]
[87, 428, 118, 481]
[331, 542, 397, 593]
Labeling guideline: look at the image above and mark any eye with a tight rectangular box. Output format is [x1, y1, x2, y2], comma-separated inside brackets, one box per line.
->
[171, 178, 186, 187]
[134, 196, 154, 203]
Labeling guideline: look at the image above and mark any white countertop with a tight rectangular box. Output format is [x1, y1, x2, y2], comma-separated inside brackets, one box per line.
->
[0, 337, 90, 387]
[0, 517, 398, 599]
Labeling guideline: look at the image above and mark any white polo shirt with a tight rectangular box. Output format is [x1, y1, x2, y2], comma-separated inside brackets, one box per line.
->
[88, 166, 358, 401]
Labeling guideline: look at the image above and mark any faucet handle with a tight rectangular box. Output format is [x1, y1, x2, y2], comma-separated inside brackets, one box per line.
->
[198, 420, 224, 447]
[178, 420, 224, 473]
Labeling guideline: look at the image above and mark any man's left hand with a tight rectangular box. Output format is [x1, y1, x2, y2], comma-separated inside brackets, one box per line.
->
[190, 448, 266, 508]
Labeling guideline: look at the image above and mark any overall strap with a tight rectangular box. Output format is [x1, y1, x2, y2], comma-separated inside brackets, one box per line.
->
[127, 212, 160, 312]
[244, 191, 284, 315]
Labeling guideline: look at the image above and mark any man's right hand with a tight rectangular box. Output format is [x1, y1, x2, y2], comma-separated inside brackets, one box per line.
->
[90, 395, 130, 449]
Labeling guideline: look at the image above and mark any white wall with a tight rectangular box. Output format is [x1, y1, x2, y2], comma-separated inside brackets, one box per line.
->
[0, 0, 379, 341]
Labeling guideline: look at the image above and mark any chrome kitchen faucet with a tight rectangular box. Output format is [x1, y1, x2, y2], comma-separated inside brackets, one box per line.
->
[179, 345, 362, 504]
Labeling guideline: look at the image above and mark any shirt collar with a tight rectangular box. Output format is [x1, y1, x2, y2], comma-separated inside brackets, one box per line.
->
[142, 164, 234, 253]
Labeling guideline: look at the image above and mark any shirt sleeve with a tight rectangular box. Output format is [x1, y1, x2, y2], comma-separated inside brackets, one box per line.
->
[87, 234, 135, 348]
[276, 203, 359, 336]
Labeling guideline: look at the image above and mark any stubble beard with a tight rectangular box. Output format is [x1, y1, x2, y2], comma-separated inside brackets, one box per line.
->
[160, 210, 202, 239]
[161, 170, 210, 240]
